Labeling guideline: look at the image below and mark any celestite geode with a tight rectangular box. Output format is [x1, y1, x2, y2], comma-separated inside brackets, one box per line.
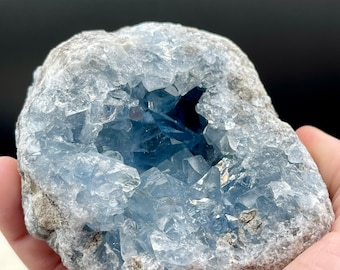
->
[16, 22, 334, 269]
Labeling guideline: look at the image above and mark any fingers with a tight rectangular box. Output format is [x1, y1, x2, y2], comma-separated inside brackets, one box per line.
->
[296, 125, 340, 201]
[297, 125, 340, 223]
[0, 156, 24, 241]
[0, 156, 66, 270]
[284, 126, 340, 269]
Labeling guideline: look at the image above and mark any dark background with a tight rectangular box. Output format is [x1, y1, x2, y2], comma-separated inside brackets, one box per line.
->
[1, 0, 339, 158]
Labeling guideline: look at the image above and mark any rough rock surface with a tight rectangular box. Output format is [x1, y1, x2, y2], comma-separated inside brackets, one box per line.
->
[16, 22, 334, 269]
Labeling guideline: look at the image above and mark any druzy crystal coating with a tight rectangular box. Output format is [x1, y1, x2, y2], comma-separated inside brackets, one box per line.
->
[16, 22, 334, 269]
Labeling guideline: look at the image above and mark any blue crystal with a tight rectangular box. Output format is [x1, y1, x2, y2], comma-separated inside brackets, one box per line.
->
[16, 22, 334, 269]
[95, 85, 217, 175]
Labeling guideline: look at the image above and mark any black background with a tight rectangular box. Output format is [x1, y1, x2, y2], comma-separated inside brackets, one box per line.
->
[1, 0, 339, 158]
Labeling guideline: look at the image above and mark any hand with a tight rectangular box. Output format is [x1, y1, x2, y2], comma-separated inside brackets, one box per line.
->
[285, 126, 340, 269]
[0, 125, 339, 270]
[0, 156, 66, 270]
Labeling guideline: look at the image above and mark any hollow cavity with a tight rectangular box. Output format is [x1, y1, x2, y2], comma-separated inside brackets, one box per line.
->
[95, 84, 219, 174]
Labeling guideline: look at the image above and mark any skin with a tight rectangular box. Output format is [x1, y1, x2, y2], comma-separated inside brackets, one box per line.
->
[284, 126, 340, 269]
[0, 125, 339, 269]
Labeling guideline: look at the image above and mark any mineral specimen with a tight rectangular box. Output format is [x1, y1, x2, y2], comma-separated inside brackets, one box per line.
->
[16, 22, 334, 269]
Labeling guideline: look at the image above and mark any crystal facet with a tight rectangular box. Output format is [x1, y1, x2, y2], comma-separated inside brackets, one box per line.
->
[16, 22, 334, 269]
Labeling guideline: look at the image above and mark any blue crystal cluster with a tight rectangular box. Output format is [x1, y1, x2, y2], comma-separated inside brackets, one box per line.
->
[16, 22, 334, 269]
[95, 85, 217, 173]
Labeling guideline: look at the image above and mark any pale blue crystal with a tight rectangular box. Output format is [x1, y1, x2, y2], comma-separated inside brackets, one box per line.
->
[16, 22, 334, 270]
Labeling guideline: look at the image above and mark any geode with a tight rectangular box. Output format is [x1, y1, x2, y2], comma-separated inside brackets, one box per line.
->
[16, 22, 334, 269]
